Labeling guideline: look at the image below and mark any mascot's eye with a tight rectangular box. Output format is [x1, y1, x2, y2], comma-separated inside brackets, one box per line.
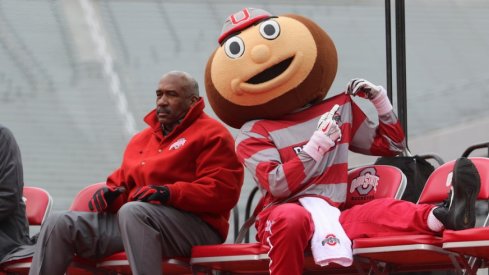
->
[224, 36, 245, 59]
[259, 20, 280, 40]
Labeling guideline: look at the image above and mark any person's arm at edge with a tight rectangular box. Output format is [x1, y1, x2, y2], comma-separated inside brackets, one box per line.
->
[0, 127, 23, 221]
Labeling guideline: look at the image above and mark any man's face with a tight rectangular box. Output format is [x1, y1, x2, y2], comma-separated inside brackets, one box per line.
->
[155, 75, 196, 127]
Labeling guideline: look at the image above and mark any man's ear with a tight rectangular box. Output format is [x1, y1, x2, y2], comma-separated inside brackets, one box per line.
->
[190, 96, 199, 105]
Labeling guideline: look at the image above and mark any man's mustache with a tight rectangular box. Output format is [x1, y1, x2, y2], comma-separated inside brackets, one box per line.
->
[157, 107, 171, 114]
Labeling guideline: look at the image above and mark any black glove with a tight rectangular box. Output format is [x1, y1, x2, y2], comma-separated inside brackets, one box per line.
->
[88, 186, 125, 212]
[131, 185, 170, 205]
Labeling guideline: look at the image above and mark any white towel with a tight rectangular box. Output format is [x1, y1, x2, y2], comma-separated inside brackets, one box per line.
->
[299, 197, 353, 267]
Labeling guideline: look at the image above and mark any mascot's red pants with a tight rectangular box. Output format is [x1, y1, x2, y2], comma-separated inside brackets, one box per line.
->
[255, 198, 435, 275]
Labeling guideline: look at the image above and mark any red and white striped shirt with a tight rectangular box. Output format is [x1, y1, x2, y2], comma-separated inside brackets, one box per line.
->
[235, 93, 406, 214]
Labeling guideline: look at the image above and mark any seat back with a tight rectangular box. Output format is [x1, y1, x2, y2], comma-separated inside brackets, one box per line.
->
[69, 182, 106, 211]
[418, 157, 489, 205]
[344, 165, 406, 209]
[23, 186, 53, 225]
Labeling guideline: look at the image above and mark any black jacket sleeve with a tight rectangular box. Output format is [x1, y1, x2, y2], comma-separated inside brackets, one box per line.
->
[0, 126, 24, 222]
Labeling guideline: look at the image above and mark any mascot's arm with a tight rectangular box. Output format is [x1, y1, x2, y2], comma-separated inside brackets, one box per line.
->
[236, 127, 320, 199]
[346, 79, 406, 156]
[368, 111, 406, 156]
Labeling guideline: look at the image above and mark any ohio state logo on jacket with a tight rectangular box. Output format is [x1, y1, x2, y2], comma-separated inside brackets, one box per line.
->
[169, 138, 187, 150]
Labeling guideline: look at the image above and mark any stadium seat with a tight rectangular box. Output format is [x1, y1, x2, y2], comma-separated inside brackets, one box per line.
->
[0, 186, 53, 274]
[67, 182, 193, 274]
[69, 182, 106, 211]
[441, 157, 489, 273]
[190, 164, 407, 274]
[24, 186, 53, 226]
[352, 157, 489, 274]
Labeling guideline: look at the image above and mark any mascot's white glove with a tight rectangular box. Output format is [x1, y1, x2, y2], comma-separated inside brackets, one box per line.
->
[303, 105, 342, 162]
[346, 78, 393, 115]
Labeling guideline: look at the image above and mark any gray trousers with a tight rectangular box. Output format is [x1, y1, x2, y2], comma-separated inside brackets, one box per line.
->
[28, 201, 222, 275]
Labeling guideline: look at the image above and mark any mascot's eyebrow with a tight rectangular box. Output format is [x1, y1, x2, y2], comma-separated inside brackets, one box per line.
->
[253, 16, 278, 26]
[220, 32, 242, 45]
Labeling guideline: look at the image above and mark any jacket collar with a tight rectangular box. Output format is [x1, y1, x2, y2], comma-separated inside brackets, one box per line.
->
[144, 98, 205, 136]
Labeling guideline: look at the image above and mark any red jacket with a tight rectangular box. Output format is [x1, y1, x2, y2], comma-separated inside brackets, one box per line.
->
[106, 99, 244, 240]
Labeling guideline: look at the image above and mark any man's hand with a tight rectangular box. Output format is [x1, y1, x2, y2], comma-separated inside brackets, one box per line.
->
[88, 186, 125, 212]
[131, 185, 170, 205]
[346, 78, 392, 115]
[303, 105, 342, 162]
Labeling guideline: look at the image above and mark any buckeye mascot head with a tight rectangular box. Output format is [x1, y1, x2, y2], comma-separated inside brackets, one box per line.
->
[205, 7, 338, 129]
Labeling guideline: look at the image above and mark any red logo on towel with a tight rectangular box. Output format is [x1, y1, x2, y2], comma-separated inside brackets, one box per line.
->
[321, 234, 339, 246]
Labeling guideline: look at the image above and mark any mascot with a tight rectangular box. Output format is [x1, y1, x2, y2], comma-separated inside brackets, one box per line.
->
[205, 8, 480, 274]
[205, 7, 337, 129]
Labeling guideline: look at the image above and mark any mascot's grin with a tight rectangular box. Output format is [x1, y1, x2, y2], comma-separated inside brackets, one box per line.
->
[247, 56, 294, 84]
[235, 53, 303, 95]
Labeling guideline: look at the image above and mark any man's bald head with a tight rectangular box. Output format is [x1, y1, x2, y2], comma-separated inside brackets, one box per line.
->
[161, 71, 199, 98]
[156, 71, 200, 132]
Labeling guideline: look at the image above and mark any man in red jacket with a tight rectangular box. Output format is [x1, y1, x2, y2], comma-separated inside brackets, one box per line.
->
[29, 71, 244, 275]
